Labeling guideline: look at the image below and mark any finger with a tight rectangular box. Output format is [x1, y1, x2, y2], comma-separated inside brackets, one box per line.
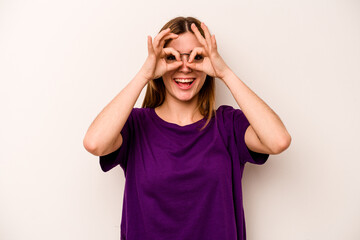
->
[190, 23, 206, 46]
[158, 33, 178, 48]
[211, 34, 217, 50]
[188, 47, 206, 63]
[153, 28, 171, 47]
[167, 61, 183, 72]
[201, 22, 212, 47]
[147, 36, 154, 55]
[185, 61, 202, 72]
[162, 47, 181, 61]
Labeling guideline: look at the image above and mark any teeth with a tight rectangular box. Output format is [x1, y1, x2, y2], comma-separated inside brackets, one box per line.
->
[174, 78, 195, 83]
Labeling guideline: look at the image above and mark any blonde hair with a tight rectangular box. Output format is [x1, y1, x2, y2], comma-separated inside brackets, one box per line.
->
[141, 16, 215, 130]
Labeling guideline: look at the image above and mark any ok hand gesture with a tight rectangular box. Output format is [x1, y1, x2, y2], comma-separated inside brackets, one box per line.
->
[139, 28, 183, 82]
[186, 23, 231, 80]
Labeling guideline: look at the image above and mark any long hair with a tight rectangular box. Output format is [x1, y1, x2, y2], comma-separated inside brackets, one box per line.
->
[142, 16, 215, 130]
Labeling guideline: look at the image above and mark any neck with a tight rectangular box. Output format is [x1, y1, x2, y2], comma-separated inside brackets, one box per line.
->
[155, 95, 203, 126]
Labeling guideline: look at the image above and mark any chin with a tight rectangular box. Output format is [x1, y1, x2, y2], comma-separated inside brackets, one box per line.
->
[170, 90, 198, 103]
[176, 95, 196, 102]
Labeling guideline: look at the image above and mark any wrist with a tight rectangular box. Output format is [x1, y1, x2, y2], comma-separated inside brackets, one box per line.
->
[138, 57, 157, 82]
[218, 67, 233, 81]
[134, 71, 152, 87]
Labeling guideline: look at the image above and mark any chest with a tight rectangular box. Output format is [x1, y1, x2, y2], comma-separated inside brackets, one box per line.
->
[127, 126, 233, 197]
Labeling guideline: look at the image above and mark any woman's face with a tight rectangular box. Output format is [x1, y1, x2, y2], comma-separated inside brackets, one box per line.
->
[162, 32, 207, 103]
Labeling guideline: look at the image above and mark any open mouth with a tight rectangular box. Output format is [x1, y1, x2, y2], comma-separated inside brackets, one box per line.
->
[173, 78, 196, 89]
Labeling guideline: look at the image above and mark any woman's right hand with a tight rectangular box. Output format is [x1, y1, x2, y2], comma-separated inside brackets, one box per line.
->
[139, 28, 183, 82]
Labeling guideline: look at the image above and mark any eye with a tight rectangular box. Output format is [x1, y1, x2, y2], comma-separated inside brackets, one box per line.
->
[166, 55, 176, 61]
[194, 54, 203, 61]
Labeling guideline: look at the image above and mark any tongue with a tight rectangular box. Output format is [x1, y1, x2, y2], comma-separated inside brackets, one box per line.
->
[178, 82, 191, 87]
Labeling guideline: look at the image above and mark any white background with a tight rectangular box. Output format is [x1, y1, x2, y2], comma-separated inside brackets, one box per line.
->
[1, 0, 359, 239]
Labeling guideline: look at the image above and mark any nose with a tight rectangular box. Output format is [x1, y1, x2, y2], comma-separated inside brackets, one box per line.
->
[179, 53, 192, 73]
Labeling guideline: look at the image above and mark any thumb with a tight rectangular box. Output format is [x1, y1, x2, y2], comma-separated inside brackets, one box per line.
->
[185, 62, 202, 72]
[167, 61, 183, 72]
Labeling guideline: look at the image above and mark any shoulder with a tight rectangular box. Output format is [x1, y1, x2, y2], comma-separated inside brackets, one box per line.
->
[216, 105, 236, 113]
[128, 107, 157, 127]
[123, 108, 153, 128]
[215, 105, 249, 132]
[129, 107, 152, 118]
[132, 107, 149, 113]
[216, 105, 245, 119]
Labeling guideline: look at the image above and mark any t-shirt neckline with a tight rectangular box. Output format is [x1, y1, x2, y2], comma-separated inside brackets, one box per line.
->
[149, 107, 207, 130]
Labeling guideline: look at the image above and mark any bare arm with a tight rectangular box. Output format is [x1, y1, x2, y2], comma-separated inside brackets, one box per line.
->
[222, 71, 291, 154]
[83, 29, 183, 156]
[83, 73, 148, 156]
[188, 22, 291, 155]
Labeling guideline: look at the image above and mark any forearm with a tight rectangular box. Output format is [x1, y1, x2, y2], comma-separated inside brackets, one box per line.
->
[83, 72, 148, 156]
[222, 70, 291, 152]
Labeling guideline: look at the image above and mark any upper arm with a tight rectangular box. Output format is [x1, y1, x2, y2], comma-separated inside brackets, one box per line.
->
[244, 125, 273, 154]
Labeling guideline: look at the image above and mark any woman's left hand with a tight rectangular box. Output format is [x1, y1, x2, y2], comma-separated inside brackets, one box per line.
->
[186, 22, 231, 80]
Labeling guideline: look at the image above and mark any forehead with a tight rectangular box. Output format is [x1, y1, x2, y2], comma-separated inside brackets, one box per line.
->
[166, 32, 202, 53]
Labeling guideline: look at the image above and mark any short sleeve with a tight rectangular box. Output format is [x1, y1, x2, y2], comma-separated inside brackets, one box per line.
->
[221, 105, 269, 165]
[99, 109, 133, 173]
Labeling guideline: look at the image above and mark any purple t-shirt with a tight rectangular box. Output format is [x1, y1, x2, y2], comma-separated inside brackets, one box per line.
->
[100, 105, 269, 240]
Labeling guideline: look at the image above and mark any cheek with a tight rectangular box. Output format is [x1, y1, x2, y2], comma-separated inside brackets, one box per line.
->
[162, 71, 175, 83]
[161, 74, 172, 87]
[196, 74, 207, 87]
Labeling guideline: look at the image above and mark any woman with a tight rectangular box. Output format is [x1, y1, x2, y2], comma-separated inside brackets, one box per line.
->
[83, 16, 291, 240]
